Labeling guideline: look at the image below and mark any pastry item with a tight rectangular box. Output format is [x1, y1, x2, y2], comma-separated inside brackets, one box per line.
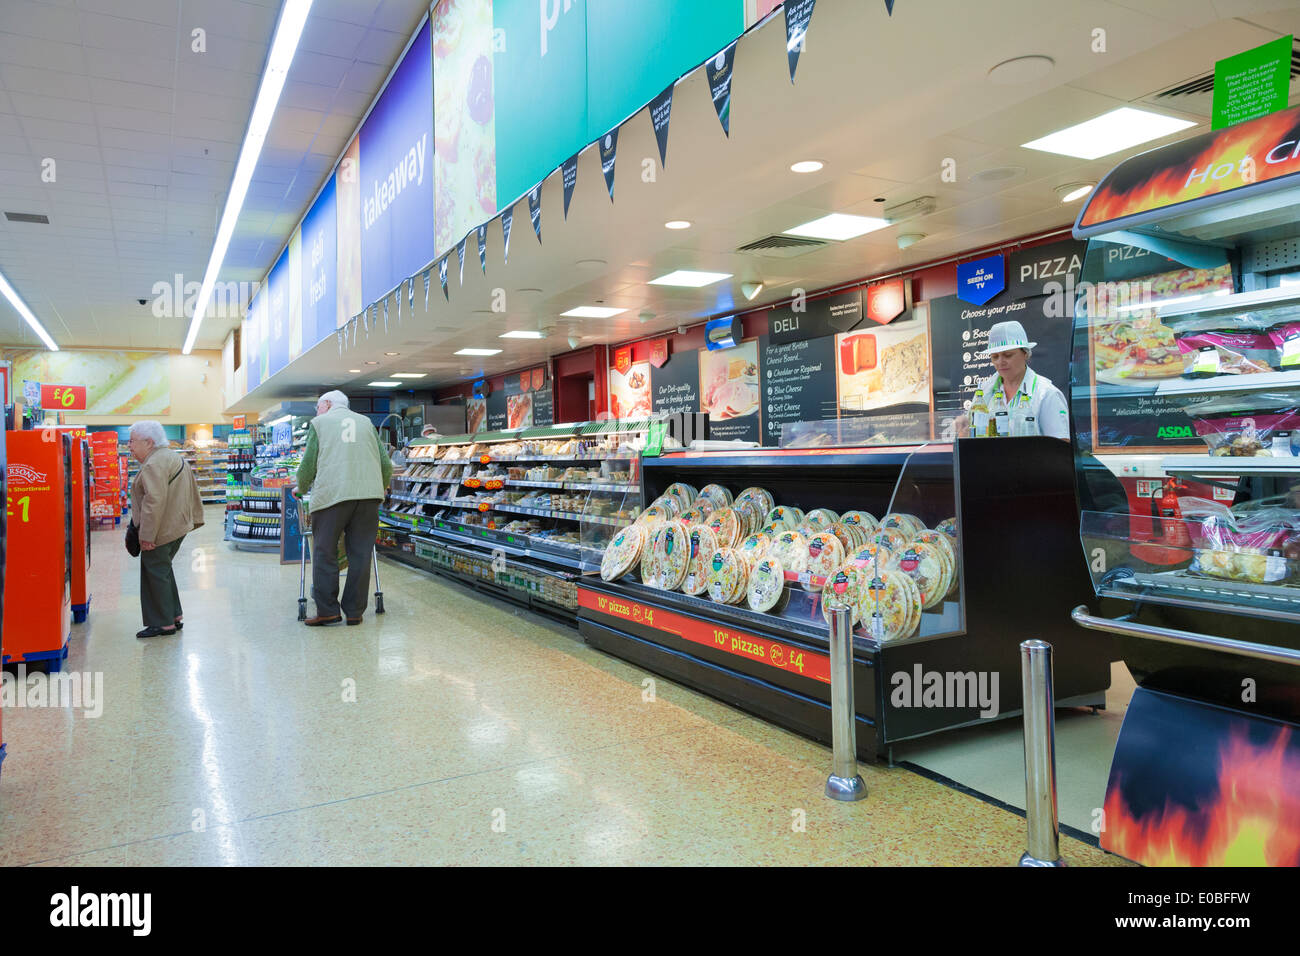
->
[770, 529, 808, 573]
[682, 525, 719, 595]
[600, 525, 644, 582]
[805, 531, 845, 589]
[705, 507, 742, 549]
[747, 556, 786, 612]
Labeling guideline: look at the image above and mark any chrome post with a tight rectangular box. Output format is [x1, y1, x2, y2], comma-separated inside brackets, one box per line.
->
[1018, 639, 1066, 867]
[824, 606, 867, 802]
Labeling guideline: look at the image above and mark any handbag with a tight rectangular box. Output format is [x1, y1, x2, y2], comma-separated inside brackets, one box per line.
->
[125, 462, 185, 557]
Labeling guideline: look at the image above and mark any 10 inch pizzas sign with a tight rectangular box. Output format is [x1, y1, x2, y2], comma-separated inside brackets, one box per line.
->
[579, 588, 831, 683]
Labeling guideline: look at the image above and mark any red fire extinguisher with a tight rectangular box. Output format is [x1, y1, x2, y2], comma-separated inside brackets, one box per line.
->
[1158, 478, 1191, 548]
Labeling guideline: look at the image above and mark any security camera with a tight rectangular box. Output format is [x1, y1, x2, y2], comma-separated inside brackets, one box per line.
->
[567, 335, 581, 350]
[137, 298, 147, 306]
[677, 325, 688, 335]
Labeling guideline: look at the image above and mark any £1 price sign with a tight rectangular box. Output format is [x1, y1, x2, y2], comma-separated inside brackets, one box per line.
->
[40, 383, 87, 409]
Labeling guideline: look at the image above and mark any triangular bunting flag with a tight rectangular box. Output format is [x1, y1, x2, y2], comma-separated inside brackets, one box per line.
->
[785, 0, 815, 82]
[561, 154, 578, 219]
[408, 275, 415, 312]
[337, 329, 343, 355]
[438, 258, 448, 300]
[396, 284, 402, 322]
[362, 307, 369, 333]
[706, 42, 737, 136]
[382, 298, 389, 333]
[884, 0, 895, 13]
[650, 83, 674, 168]
[477, 224, 487, 273]
[502, 205, 514, 265]
[457, 237, 467, 285]
[600, 129, 618, 201]
[528, 185, 542, 242]
[424, 268, 431, 309]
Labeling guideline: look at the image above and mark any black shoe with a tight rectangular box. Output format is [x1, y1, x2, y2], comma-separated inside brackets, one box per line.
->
[346, 616, 363, 626]
[174, 620, 184, 630]
[137, 626, 177, 639]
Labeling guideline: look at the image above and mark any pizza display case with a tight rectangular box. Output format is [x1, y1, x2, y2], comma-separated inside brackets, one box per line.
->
[580, 435, 1112, 761]
[1068, 103, 1300, 866]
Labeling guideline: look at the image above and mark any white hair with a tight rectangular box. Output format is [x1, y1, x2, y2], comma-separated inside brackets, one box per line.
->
[129, 420, 167, 446]
[318, 390, 350, 409]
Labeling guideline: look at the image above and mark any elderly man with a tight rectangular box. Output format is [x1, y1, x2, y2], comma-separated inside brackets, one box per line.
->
[296, 390, 393, 626]
[128, 421, 204, 638]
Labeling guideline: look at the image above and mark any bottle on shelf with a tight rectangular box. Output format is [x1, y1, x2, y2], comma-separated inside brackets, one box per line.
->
[969, 390, 989, 438]
[990, 390, 1009, 437]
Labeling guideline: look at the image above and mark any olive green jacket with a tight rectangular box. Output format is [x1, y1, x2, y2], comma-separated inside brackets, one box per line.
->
[296, 406, 392, 513]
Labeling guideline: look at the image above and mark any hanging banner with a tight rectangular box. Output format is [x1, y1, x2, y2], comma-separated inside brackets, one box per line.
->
[502, 204, 514, 265]
[648, 337, 669, 368]
[865, 278, 910, 325]
[650, 83, 674, 168]
[784, 0, 816, 83]
[1006, 238, 1087, 300]
[457, 237, 467, 285]
[768, 289, 863, 344]
[600, 129, 619, 201]
[300, 173, 338, 349]
[956, 254, 1005, 306]
[614, 344, 633, 375]
[528, 184, 542, 242]
[477, 223, 488, 273]
[706, 42, 737, 137]
[562, 154, 579, 219]
[437, 259, 448, 300]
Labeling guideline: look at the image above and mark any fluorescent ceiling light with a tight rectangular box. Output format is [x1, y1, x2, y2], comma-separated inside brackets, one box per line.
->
[391, 372, 427, 378]
[790, 160, 823, 173]
[181, 0, 313, 354]
[0, 268, 57, 350]
[369, 381, 400, 387]
[499, 330, 546, 339]
[561, 306, 626, 318]
[348, 369, 361, 373]
[455, 348, 503, 356]
[665, 220, 692, 230]
[266, 414, 293, 427]
[1021, 107, 1196, 161]
[649, 270, 733, 287]
[784, 214, 890, 241]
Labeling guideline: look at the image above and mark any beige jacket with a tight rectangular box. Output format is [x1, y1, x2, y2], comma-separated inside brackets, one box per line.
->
[130, 445, 205, 546]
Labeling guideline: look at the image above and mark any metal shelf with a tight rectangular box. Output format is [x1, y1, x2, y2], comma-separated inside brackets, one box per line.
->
[1162, 454, 1300, 478]
[1155, 284, 1300, 320]
[1098, 369, 1300, 399]
[412, 525, 584, 570]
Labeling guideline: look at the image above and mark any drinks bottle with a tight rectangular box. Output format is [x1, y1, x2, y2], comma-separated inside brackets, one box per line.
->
[969, 390, 989, 438]
[991, 391, 1009, 437]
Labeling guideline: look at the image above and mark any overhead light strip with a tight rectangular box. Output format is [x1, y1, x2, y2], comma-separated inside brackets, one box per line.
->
[0, 268, 58, 350]
[182, 0, 314, 354]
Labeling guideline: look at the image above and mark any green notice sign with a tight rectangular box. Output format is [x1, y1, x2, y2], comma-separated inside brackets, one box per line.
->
[1212, 35, 1293, 130]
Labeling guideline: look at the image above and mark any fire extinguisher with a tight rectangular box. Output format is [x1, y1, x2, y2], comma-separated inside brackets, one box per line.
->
[1158, 478, 1191, 548]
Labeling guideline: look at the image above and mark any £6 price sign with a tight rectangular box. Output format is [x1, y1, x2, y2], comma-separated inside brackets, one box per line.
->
[40, 383, 87, 409]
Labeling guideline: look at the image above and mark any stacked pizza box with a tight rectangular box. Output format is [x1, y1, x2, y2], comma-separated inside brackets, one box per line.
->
[88, 432, 123, 519]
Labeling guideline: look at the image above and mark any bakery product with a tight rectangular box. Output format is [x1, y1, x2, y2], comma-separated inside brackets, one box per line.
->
[936, 517, 958, 540]
[747, 557, 787, 612]
[857, 570, 912, 642]
[655, 520, 691, 591]
[770, 530, 809, 573]
[805, 531, 845, 589]
[881, 513, 924, 537]
[706, 507, 742, 549]
[682, 525, 719, 595]
[707, 549, 747, 605]
[738, 532, 772, 562]
[821, 563, 864, 627]
[600, 525, 644, 582]
[698, 484, 733, 509]
[890, 540, 947, 610]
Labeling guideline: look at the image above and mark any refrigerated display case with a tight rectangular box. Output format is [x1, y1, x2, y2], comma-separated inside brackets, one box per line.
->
[2, 430, 74, 671]
[580, 434, 1112, 760]
[1069, 102, 1300, 867]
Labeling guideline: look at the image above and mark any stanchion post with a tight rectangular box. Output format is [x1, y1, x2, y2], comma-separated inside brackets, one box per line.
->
[825, 606, 867, 802]
[1018, 639, 1066, 867]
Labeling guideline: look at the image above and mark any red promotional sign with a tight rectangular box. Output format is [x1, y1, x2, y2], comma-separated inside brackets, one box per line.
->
[233, 415, 246, 429]
[578, 587, 831, 683]
[866, 278, 908, 325]
[519, 372, 530, 394]
[531, 367, 545, 391]
[647, 337, 669, 368]
[613, 345, 632, 376]
[40, 383, 87, 410]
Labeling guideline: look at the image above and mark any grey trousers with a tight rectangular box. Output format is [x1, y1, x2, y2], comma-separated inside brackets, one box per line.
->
[311, 498, 379, 619]
[140, 535, 185, 628]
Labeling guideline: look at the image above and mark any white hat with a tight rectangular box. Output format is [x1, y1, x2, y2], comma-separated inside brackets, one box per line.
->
[978, 320, 1037, 357]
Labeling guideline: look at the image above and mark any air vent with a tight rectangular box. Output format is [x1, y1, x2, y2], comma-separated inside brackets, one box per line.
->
[1152, 45, 1300, 115]
[736, 234, 827, 259]
[4, 211, 49, 224]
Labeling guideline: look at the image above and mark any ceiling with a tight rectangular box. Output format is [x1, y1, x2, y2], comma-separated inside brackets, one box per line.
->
[0, 0, 429, 350]
[2, 1, 1299, 413]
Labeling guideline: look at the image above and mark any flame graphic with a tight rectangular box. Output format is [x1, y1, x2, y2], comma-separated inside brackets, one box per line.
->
[1081, 106, 1300, 228]
[1102, 726, 1300, 866]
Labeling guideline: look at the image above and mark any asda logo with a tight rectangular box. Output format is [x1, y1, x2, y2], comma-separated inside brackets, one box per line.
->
[1157, 425, 1194, 439]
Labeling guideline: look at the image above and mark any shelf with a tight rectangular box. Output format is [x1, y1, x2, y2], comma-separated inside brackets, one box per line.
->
[1101, 569, 1300, 623]
[504, 478, 565, 489]
[565, 482, 637, 493]
[491, 454, 638, 463]
[1097, 369, 1300, 399]
[1155, 284, 1300, 320]
[412, 524, 584, 570]
[1162, 454, 1300, 477]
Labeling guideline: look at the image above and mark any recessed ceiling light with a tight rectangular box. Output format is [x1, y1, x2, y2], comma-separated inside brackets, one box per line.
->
[783, 214, 889, 241]
[384, 351, 399, 356]
[181, 0, 311, 354]
[562, 306, 627, 318]
[649, 270, 733, 287]
[575, 258, 606, 268]
[1022, 107, 1196, 160]
[455, 348, 503, 356]
[970, 165, 1025, 184]
[987, 55, 1054, 85]
[368, 381, 400, 387]
[364, 361, 379, 365]
[1057, 182, 1095, 203]
[790, 160, 823, 174]
[391, 372, 427, 378]
[348, 369, 361, 373]
[665, 220, 692, 230]
[500, 330, 547, 339]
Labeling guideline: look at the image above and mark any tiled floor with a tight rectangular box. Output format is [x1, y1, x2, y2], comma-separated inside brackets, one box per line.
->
[0, 511, 1131, 866]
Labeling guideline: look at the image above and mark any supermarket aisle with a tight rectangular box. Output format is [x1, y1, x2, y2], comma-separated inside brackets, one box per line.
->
[0, 514, 1128, 866]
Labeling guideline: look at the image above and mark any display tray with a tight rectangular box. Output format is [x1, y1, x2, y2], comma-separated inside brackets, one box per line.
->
[426, 517, 584, 567]
[1160, 455, 1300, 477]
[1105, 569, 1300, 620]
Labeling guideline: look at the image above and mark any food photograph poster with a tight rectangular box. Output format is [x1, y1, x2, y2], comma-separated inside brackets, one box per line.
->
[835, 316, 932, 415]
[610, 361, 651, 419]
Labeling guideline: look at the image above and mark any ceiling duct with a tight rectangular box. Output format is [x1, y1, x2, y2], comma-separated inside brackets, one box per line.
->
[1147, 44, 1300, 118]
[735, 234, 827, 259]
[4, 212, 49, 224]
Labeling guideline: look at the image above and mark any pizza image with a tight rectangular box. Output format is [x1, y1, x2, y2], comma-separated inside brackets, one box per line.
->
[1092, 317, 1181, 381]
[506, 393, 533, 429]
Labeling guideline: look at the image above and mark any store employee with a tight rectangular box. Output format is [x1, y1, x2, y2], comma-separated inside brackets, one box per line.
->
[973, 320, 1070, 440]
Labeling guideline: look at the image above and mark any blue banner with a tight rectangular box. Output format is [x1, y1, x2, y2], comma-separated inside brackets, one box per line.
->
[300, 174, 338, 349]
[360, 20, 434, 305]
[246, 287, 265, 390]
[267, 247, 290, 377]
[956, 254, 1005, 306]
